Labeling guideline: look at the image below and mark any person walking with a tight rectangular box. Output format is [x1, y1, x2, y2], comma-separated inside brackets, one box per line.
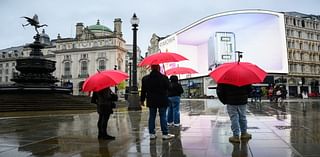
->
[91, 87, 117, 140]
[140, 64, 175, 140]
[217, 83, 252, 143]
[167, 75, 184, 127]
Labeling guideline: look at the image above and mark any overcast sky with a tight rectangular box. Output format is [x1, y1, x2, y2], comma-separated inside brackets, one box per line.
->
[0, 0, 319, 55]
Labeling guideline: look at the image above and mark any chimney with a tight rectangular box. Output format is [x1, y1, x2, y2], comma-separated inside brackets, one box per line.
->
[76, 22, 84, 39]
[114, 18, 122, 37]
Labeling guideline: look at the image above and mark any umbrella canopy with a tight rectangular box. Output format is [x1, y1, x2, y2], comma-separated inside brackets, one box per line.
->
[138, 52, 188, 66]
[209, 62, 267, 86]
[82, 70, 128, 92]
[165, 67, 198, 76]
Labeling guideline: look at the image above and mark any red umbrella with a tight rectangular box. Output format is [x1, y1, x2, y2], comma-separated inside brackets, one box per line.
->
[138, 52, 188, 66]
[209, 62, 267, 86]
[165, 67, 198, 76]
[82, 70, 128, 92]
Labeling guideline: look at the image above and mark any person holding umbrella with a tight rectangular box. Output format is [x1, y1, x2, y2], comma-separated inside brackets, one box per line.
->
[140, 64, 175, 140]
[217, 83, 252, 143]
[83, 70, 128, 140]
[209, 55, 267, 143]
[91, 87, 118, 140]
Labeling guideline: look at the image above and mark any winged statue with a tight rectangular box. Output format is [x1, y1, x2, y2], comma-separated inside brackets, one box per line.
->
[22, 14, 48, 34]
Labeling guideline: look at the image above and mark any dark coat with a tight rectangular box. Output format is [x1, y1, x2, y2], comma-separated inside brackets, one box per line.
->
[168, 81, 184, 97]
[91, 88, 115, 114]
[140, 70, 169, 108]
[217, 83, 251, 105]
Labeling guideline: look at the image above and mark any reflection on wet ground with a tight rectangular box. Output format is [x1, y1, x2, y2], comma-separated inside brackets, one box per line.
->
[0, 99, 320, 157]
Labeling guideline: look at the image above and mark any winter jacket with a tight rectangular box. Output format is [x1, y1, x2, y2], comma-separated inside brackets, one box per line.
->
[140, 70, 169, 108]
[91, 88, 115, 114]
[168, 82, 184, 97]
[217, 83, 251, 105]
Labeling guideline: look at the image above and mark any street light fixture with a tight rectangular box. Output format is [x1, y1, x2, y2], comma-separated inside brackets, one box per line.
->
[128, 13, 141, 110]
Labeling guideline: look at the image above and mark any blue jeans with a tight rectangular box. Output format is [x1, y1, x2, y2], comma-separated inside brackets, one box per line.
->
[148, 107, 168, 135]
[167, 96, 181, 124]
[226, 104, 248, 136]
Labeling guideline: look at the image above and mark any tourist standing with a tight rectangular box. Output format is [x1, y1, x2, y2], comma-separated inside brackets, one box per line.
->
[167, 75, 184, 127]
[217, 83, 252, 143]
[91, 87, 117, 140]
[140, 64, 175, 140]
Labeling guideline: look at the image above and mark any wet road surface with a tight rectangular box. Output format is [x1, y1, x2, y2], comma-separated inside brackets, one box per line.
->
[0, 98, 320, 157]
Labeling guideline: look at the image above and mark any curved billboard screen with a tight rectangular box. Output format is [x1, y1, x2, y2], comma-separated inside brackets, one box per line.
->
[159, 10, 288, 78]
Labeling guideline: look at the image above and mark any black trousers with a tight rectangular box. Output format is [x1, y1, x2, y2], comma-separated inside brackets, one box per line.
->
[97, 113, 111, 137]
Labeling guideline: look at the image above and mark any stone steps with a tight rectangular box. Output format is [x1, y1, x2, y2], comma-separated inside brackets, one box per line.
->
[0, 93, 96, 112]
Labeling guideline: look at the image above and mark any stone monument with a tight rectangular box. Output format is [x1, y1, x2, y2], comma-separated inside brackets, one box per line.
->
[0, 14, 94, 111]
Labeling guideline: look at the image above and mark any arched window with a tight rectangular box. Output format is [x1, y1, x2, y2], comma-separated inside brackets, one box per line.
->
[98, 60, 106, 70]
[80, 61, 88, 75]
[64, 62, 71, 76]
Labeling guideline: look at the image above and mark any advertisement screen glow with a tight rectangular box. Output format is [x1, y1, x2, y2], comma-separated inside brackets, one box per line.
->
[159, 10, 288, 78]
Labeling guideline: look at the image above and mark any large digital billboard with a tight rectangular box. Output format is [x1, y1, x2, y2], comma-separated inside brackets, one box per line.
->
[159, 10, 288, 79]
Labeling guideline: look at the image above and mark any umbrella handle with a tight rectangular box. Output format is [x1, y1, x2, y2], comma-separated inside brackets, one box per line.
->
[162, 64, 166, 75]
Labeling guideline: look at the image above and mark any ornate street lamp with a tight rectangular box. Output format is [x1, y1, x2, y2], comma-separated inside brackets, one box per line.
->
[128, 62, 132, 91]
[128, 13, 141, 110]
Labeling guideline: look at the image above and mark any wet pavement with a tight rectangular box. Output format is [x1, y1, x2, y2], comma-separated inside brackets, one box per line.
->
[0, 98, 320, 157]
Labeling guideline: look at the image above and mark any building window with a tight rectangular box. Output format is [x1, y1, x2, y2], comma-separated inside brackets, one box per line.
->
[300, 53, 303, 61]
[98, 60, 106, 70]
[64, 62, 71, 76]
[98, 52, 106, 58]
[5, 76, 8, 82]
[64, 55, 71, 60]
[80, 61, 88, 75]
[5, 69, 8, 75]
[81, 54, 88, 59]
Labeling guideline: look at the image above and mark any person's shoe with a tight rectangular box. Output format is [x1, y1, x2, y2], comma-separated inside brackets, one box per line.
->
[229, 136, 240, 143]
[162, 134, 175, 140]
[240, 133, 252, 140]
[173, 123, 181, 127]
[150, 134, 157, 140]
[167, 122, 174, 126]
[102, 134, 115, 140]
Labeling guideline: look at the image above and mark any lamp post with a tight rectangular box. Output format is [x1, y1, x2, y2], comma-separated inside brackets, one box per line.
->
[129, 62, 132, 91]
[128, 13, 141, 110]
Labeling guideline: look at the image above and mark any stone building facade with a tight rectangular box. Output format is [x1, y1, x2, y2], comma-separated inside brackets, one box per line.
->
[0, 18, 140, 96]
[285, 12, 320, 96]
